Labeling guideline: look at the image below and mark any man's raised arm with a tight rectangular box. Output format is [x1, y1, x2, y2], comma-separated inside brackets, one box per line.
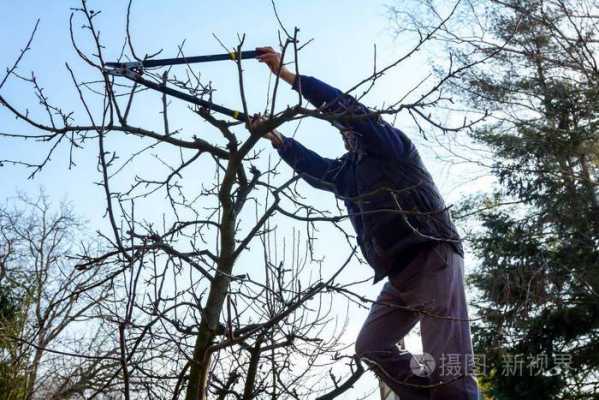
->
[256, 47, 414, 160]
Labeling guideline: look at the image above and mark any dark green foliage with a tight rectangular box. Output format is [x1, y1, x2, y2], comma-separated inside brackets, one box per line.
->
[0, 285, 27, 400]
[0, 286, 16, 322]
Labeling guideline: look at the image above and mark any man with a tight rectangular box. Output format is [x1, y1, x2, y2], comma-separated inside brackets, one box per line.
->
[255, 47, 479, 400]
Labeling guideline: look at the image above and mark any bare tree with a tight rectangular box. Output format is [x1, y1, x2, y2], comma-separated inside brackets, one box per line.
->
[0, 192, 116, 399]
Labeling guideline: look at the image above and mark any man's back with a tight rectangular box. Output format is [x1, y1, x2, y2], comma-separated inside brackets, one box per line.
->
[275, 76, 463, 281]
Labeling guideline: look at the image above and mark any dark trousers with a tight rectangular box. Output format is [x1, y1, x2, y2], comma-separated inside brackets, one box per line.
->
[355, 243, 479, 400]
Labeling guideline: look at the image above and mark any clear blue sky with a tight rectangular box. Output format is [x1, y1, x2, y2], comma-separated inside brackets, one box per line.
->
[1, 0, 476, 222]
[1, 0, 430, 194]
[1, 1, 486, 397]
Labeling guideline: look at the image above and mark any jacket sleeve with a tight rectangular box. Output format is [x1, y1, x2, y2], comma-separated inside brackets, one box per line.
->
[292, 75, 415, 160]
[276, 137, 341, 192]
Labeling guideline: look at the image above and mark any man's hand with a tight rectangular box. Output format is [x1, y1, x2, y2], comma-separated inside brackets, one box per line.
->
[249, 115, 285, 148]
[256, 47, 296, 86]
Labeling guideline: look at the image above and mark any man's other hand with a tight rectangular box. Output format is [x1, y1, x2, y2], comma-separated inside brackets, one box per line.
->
[248, 114, 284, 148]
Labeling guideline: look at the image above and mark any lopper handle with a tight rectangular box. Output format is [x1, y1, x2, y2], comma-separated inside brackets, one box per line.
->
[105, 49, 264, 69]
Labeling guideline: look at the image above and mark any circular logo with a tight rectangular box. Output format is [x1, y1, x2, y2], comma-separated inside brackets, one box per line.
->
[410, 353, 436, 377]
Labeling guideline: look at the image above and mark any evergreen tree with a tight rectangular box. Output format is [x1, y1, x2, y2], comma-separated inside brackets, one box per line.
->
[452, 1, 599, 398]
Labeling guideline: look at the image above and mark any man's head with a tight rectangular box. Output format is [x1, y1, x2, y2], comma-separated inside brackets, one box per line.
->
[331, 121, 358, 152]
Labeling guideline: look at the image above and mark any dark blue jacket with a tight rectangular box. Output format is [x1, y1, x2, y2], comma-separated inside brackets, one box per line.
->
[278, 75, 463, 282]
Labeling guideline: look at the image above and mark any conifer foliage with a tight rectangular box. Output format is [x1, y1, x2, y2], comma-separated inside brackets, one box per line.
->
[453, 1, 599, 398]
